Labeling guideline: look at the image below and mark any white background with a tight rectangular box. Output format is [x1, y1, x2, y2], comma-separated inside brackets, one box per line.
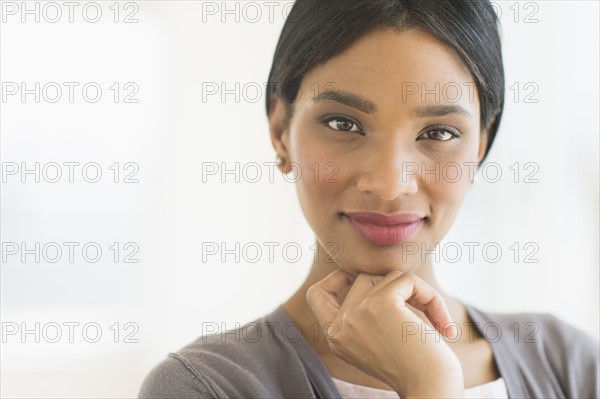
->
[1, 1, 598, 397]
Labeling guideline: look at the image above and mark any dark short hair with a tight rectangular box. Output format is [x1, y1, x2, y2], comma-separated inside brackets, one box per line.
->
[266, 0, 504, 164]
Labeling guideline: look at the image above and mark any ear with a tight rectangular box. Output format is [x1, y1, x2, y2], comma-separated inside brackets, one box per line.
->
[477, 128, 489, 164]
[469, 129, 488, 189]
[268, 96, 291, 168]
[477, 112, 501, 163]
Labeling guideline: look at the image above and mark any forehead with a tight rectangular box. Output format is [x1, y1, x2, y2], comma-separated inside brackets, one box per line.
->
[299, 27, 479, 118]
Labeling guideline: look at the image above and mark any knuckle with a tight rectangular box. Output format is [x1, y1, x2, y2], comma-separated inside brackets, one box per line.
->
[400, 271, 417, 284]
[388, 270, 404, 278]
[305, 285, 319, 304]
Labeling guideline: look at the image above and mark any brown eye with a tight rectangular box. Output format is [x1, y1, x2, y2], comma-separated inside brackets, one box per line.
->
[419, 126, 461, 141]
[325, 118, 362, 133]
[426, 129, 454, 141]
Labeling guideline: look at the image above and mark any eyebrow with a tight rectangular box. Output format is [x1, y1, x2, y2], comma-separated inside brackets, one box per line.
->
[313, 89, 472, 118]
[414, 104, 472, 118]
[313, 90, 376, 113]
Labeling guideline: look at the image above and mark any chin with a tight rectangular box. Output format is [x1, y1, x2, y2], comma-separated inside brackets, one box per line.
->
[339, 253, 419, 276]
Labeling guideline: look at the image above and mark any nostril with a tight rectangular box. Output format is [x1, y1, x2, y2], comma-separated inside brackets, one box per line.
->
[356, 167, 419, 201]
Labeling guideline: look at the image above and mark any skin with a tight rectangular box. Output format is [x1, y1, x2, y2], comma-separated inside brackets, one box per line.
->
[269, 27, 499, 396]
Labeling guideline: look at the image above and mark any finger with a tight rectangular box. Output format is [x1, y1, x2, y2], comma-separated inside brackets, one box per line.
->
[338, 272, 387, 310]
[377, 273, 458, 339]
[306, 268, 356, 326]
[361, 269, 405, 296]
[342, 270, 418, 313]
[348, 270, 455, 338]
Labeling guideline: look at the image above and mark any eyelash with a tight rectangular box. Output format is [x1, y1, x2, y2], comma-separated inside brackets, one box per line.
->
[321, 114, 364, 134]
[320, 115, 462, 141]
[419, 125, 462, 141]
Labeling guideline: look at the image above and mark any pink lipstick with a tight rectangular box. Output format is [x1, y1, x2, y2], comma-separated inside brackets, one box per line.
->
[344, 211, 425, 245]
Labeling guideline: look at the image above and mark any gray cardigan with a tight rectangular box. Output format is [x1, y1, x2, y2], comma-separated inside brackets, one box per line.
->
[139, 303, 599, 398]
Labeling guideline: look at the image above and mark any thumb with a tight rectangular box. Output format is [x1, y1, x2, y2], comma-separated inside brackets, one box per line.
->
[306, 268, 356, 328]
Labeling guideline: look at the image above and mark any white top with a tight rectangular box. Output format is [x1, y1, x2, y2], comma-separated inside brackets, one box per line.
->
[331, 376, 509, 398]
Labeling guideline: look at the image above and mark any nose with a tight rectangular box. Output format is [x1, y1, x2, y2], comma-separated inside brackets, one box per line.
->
[355, 144, 419, 200]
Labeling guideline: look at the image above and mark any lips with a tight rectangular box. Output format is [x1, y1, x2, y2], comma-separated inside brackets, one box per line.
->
[344, 211, 425, 245]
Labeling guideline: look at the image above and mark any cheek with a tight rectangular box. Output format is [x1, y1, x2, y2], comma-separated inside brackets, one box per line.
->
[424, 149, 478, 240]
[291, 133, 348, 230]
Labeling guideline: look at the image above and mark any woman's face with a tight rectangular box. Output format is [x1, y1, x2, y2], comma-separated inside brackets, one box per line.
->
[271, 27, 488, 276]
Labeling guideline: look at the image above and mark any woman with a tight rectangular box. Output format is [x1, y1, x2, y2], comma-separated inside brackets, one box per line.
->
[139, 1, 599, 397]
